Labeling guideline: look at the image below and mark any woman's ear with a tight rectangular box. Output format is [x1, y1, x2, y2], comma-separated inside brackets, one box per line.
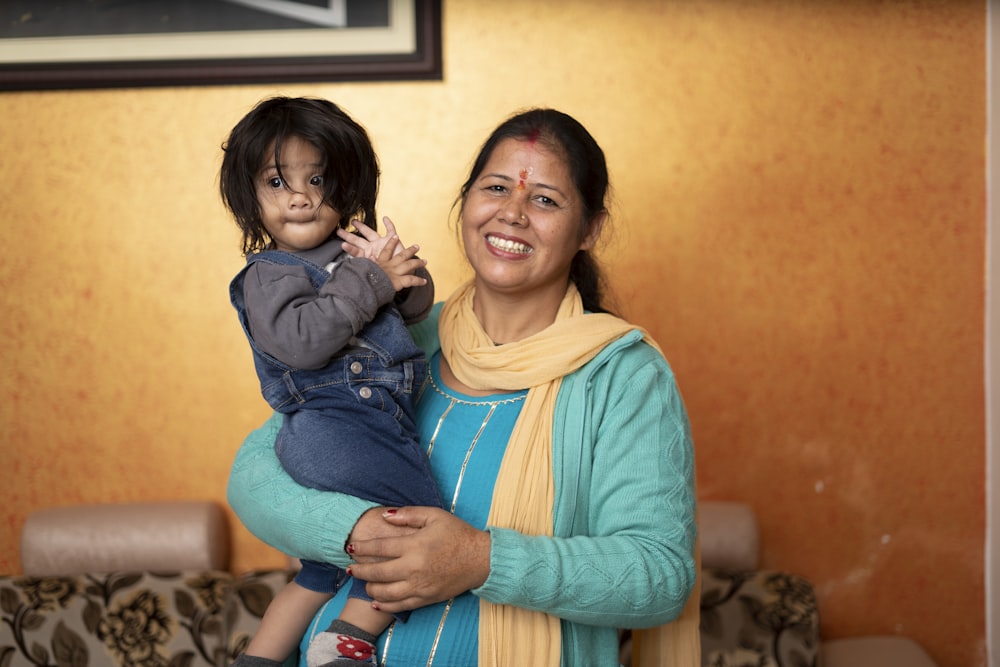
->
[579, 210, 608, 251]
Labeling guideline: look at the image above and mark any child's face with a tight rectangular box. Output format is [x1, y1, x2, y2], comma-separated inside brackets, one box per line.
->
[256, 135, 342, 253]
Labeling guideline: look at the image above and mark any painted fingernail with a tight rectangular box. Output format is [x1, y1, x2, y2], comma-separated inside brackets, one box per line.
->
[346, 543, 356, 554]
[372, 602, 381, 611]
[384, 508, 398, 516]
[346, 566, 353, 576]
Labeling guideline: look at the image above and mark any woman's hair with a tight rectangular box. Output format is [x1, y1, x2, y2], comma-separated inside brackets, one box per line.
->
[220, 96, 379, 255]
[458, 108, 612, 314]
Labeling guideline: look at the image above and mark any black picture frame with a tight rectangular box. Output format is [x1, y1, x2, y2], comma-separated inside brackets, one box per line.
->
[0, 0, 441, 91]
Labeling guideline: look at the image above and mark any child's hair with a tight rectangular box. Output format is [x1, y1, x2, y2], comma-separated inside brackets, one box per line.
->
[220, 96, 380, 255]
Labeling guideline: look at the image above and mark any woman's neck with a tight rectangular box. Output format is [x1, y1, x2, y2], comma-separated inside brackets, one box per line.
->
[437, 278, 571, 396]
[471, 281, 567, 345]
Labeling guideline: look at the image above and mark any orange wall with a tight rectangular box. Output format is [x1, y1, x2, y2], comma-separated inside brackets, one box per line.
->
[0, 2, 985, 666]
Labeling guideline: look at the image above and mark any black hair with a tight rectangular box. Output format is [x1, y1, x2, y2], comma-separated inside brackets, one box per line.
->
[458, 108, 613, 314]
[220, 96, 379, 255]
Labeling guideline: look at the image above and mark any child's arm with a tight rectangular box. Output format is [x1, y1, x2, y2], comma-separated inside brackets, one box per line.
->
[243, 253, 397, 370]
[396, 264, 435, 324]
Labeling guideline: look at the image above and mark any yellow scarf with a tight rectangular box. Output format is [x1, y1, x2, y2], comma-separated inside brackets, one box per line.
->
[439, 281, 701, 667]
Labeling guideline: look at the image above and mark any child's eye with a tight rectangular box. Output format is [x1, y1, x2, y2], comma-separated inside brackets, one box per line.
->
[310, 175, 324, 187]
[266, 177, 284, 189]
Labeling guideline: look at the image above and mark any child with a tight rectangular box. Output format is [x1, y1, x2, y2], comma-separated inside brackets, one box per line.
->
[220, 96, 442, 667]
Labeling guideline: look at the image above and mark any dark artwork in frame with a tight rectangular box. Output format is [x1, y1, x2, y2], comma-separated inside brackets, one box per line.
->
[0, 0, 441, 90]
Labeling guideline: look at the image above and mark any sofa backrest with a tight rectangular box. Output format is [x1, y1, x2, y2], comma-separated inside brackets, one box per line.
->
[698, 500, 759, 571]
[20, 501, 230, 576]
[19, 498, 757, 576]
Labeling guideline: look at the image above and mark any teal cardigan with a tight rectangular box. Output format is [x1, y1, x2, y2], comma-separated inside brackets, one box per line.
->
[228, 303, 697, 666]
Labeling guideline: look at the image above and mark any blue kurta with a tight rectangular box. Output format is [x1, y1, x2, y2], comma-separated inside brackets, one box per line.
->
[300, 353, 526, 666]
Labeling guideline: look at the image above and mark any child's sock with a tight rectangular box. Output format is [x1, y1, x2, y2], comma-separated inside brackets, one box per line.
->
[306, 619, 378, 667]
[232, 655, 284, 667]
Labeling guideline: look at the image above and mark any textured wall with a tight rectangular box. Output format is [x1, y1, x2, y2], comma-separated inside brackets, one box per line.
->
[0, 1, 985, 665]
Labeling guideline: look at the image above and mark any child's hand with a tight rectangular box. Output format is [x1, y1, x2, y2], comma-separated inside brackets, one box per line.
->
[338, 216, 406, 260]
[338, 216, 427, 292]
[376, 241, 429, 292]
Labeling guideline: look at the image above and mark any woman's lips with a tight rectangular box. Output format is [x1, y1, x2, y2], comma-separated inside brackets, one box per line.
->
[486, 234, 533, 255]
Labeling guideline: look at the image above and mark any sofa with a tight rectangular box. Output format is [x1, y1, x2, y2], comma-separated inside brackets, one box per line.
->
[0, 500, 938, 667]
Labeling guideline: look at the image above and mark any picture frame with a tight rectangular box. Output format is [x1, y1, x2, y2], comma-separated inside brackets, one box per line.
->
[0, 0, 441, 91]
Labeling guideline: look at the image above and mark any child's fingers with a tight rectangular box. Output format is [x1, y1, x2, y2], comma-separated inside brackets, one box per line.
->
[382, 216, 399, 239]
[386, 249, 425, 270]
[378, 236, 401, 262]
[337, 227, 361, 243]
[338, 226, 373, 247]
[386, 259, 428, 282]
[349, 220, 382, 242]
[391, 243, 420, 261]
[394, 274, 429, 290]
[337, 228, 371, 258]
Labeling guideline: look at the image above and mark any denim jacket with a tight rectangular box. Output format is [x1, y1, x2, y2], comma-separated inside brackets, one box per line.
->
[229, 250, 426, 418]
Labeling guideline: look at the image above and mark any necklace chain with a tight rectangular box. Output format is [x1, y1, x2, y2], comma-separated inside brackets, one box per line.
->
[426, 370, 527, 406]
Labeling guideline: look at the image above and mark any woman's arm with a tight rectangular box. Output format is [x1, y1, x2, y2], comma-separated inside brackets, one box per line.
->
[227, 412, 378, 566]
[476, 343, 697, 628]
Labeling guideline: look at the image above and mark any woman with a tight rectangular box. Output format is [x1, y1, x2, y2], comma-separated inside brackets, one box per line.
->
[228, 108, 699, 667]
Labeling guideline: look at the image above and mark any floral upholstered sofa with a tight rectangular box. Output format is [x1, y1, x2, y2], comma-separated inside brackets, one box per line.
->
[698, 569, 818, 667]
[1, 501, 938, 667]
[0, 568, 293, 667]
[0, 501, 296, 667]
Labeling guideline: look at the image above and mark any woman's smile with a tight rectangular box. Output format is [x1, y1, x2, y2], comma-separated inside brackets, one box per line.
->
[485, 233, 533, 256]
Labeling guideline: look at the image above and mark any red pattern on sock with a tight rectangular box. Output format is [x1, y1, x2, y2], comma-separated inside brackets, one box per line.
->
[335, 634, 374, 661]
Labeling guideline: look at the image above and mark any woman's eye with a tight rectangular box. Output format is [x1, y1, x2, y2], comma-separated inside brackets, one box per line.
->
[536, 195, 557, 207]
[486, 184, 507, 193]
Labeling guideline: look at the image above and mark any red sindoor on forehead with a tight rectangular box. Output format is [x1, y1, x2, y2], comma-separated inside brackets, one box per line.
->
[518, 131, 539, 190]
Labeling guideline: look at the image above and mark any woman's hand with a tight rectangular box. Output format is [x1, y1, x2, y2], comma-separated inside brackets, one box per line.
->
[346, 507, 418, 563]
[346, 507, 492, 614]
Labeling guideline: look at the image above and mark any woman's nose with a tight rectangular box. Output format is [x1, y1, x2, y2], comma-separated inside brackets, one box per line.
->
[500, 200, 527, 225]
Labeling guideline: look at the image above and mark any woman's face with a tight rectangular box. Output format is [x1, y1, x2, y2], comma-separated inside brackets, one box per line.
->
[461, 138, 603, 299]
